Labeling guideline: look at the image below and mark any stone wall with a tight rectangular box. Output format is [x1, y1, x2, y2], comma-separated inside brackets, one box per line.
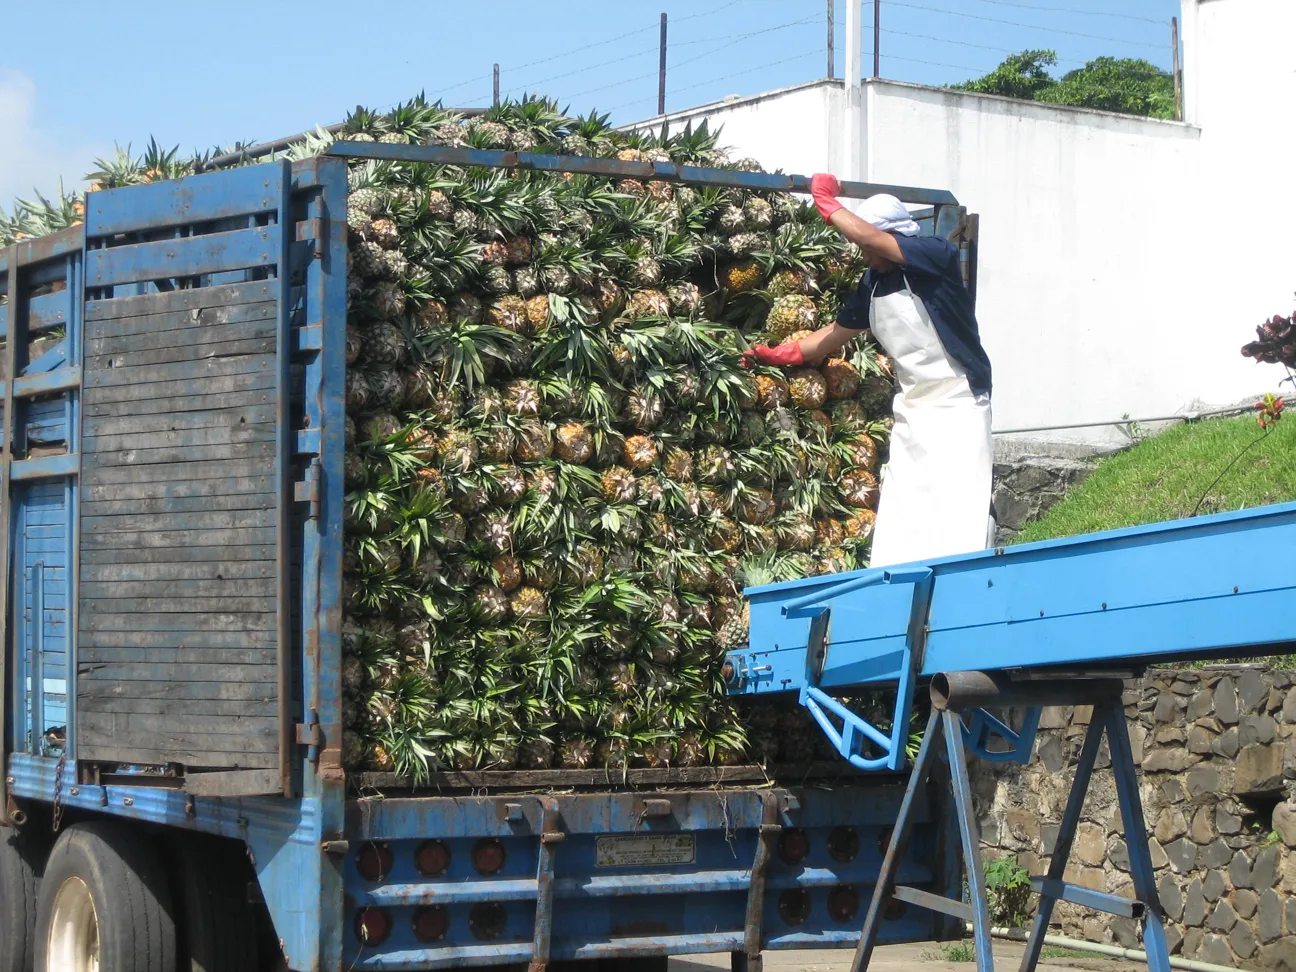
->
[974, 666, 1296, 970]
[992, 455, 1095, 543]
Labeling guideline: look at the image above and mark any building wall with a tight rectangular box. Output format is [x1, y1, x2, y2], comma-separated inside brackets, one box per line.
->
[636, 1, 1295, 452]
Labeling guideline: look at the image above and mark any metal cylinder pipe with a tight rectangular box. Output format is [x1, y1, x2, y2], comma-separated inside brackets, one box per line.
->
[930, 670, 1125, 711]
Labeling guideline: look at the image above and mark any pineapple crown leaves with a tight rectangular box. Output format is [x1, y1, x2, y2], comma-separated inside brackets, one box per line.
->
[343, 104, 390, 137]
[417, 323, 523, 394]
[664, 119, 725, 164]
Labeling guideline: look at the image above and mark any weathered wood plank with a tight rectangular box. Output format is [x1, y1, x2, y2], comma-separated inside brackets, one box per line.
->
[77, 678, 276, 701]
[82, 509, 275, 535]
[75, 744, 278, 769]
[182, 769, 281, 797]
[79, 694, 277, 715]
[76, 647, 277, 669]
[80, 595, 276, 615]
[80, 578, 276, 600]
[82, 440, 275, 468]
[79, 544, 273, 565]
[82, 459, 271, 487]
[83, 422, 275, 455]
[85, 225, 281, 289]
[84, 280, 275, 322]
[77, 627, 277, 649]
[84, 352, 272, 390]
[83, 386, 274, 416]
[81, 527, 275, 549]
[81, 491, 277, 518]
[80, 611, 275, 633]
[85, 300, 275, 344]
[78, 711, 277, 737]
[85, 315, 277, 359]
[82, 406, 276, 439]
[81, 561, 274, 583]
[87, 336, 276, 372]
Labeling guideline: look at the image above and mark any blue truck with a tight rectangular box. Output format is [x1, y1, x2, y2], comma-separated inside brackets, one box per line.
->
[0, 154, 976, 972]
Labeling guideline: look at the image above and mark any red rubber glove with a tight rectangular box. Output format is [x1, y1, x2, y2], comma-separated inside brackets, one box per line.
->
[810, 173, 844, 223]
[743, 343, 805, 368]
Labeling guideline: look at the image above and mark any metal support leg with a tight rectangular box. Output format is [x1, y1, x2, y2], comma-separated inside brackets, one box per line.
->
[1019, 708, 1106, 972]
[1105, 703, 1171, 972]
[944, 710, 994, 972]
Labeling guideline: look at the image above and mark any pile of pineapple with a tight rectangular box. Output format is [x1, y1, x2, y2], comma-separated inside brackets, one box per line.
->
[0, 96, 895, 780]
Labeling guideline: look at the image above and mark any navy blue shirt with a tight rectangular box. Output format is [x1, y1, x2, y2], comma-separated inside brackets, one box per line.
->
[836, 235, 992, 397]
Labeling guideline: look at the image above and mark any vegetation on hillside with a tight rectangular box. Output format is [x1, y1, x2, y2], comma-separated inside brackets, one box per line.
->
[953, 50, 1176, 119]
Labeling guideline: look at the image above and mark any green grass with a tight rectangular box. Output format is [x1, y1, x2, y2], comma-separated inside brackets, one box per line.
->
[920, 942, 977, 963]
[1040, 946, 1108, 960]
[1014, 414, 1296, 545]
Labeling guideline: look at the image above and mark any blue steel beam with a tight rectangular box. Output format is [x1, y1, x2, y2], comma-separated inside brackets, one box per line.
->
[323, 142, 960, 207]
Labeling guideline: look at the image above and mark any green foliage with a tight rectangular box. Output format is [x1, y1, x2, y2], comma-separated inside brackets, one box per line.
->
[954, 50, 1176, 119]
[983, 854, 1033, 927]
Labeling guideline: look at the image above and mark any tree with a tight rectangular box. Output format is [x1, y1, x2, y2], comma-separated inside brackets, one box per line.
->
[954, 51, 1176, 120]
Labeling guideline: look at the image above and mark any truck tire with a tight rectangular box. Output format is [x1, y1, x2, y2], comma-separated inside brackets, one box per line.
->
[33, 821, 176, 972]
[0, 827, 43, 972]
[168, 835, 258, 972]
[598, 959, 669, 972]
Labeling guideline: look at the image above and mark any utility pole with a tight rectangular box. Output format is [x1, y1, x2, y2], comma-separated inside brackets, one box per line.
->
[827, 0, 835, 80]
[844, 0, 863, 181]
[493, 64, 500, 108]
[1171, 16, 1182, 121]
[873, 0, 880, 78]
[658, 13, 668, 116]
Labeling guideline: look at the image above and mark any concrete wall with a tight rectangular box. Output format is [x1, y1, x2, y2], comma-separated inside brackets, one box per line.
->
[634, 0, 1295, 453]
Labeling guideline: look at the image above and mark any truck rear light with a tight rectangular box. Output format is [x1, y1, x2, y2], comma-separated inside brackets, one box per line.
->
[777, 889, 811, 925]
[415, 839, 451, 876]
[356, 842, 393, 882]
[827, 885, 859, 922]
[471, 838, 506, 875]
[777, 828, 809, 864]
[828, 826, 858, 862]
[355, 908, 392, 945]
[468, 902, 507, 940]
[412, 905, 449, 942]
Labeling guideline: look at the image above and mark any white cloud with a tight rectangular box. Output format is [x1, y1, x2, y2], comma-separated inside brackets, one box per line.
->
[0, 69, 107, 211]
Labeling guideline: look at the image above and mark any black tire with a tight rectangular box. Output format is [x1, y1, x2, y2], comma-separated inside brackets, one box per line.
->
[598, 959, 670, 972]
[0, 827, 44, 972]
[168, 835, 258, 972]
[34, 821, 176, 972]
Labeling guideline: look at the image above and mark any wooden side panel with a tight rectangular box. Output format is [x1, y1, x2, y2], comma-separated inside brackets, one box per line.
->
[76, 294, 279, 769]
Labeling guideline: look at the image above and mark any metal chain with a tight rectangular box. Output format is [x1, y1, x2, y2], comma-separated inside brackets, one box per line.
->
[51, 750, 68, 833]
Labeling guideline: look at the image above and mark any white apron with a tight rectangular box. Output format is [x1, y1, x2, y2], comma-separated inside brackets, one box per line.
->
[866, 273, 994, 567]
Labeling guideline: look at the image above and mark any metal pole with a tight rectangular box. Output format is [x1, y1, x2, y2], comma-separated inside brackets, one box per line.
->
[844, 0, 862, 180]
[658, 12, 668, 116]
[827, 0, 835, 79]
[1171, 16, 1182, 121]
[873, 0, 880, 78]
[492, 64, 500, 107]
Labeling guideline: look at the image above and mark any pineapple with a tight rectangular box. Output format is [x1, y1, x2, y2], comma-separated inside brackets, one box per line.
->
[515, 422, 554, 461]
[362, 322, 407, 365]
[600, 466, 638, 503]
[737, 488, 776, 525]
[554, 422, 594, 464]
[662, 447, 694, 483]
[559, 737, 595, 769]
[523, 295, 550, 332]
[626, 386, 663, 431]
[743, 197, 773, 230]
[696, 445, 735, 484]
[510, 586, 547, 620]
[728, 232, 767, 258]
[504, 379, 542, 416]
[722, 260, 762, 293]
[713, 599, 750, 650]
[839, 468, 879, 508]
[768, 268, 814, 297]
[438, 429, 479, 472]
[822, 358, 861, 400]
[479, 426, 516, 463]
[843, 509, 877, 539]
[751, 374, 790, 410]
[627, 290, 670, 319]
[787, 368, 828, 410]
[487, 295, 528, 334]
[622, 435, 658, 470]
[667, 282, 701, 316]
[471, 584, 511, 623]
[504, 237, 533, 265]
[766, 295, 818, 342]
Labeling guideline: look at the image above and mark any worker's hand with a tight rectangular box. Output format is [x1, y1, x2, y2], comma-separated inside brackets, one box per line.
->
[810, 173, 844, 223]
[743, 343, 805, 368]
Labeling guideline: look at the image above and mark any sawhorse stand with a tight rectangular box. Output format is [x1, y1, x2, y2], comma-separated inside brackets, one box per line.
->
[851, 672, 1172, 972]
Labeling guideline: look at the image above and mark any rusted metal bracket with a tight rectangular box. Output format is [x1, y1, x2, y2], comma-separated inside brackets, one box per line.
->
[736, 789, 786, 972]
[529, 799, 563, 972]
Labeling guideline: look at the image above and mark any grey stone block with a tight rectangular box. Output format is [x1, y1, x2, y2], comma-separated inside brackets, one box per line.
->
[1166, 838, 1198, 873]
[1259, 889, 1284, 943]
[1231, 850, 1254, 889]
[1217, 677, 1240, 725]
[1204, 869, 1228, 902]
[1235, 888, 1259, 919]
[1189, 688, 1216, 721]
[1252, 845, 1280, 889]
[1236, 744, 1285, 795]
[1241, 713, 1279, 747]
[1199, 838, 1232, 870]
[1283, 687, 1296, 724]
[1159, 875, 1184, 921]
[1231, 919, 1258, 959]
[1184, 878, 1207, 926]
[1183, 927, 1204, 958]
[1273, 800, 1296, 847]
[1217, 803, 1244, 835]
[1214, 727, 1241, 759]
[1201, 933, 1235, 967]
[1240, 669, 1268, 713]
[1187, 767, 1220, 802]
[1259, 937, 1296, 972]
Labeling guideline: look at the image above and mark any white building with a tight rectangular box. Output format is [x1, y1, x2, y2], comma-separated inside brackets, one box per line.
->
[633, 0, 1296, 455]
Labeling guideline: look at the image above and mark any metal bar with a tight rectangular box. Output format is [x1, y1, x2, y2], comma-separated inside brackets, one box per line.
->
[322, 142, 960, 206]
[944, 710, 995, 972]
[781, 566, 931, 618]
[658, 13, 668, 116]
[852, 706, 940, 972]
[892, 884, 973, 921]
[1029, 877, 1143, 919]
[740, 789, 782, 972]
[873, 0, 881, 78]
[528, 799, 561, 972]
[274, 160, 293, 797]
[29, 565, 43, 751]
[1172, 17, 1183, 122]
[1105, 701, 1173, 972]
[493, 64, 500, 108]
[65, 248, 83, 764]
[931, 671, 1125, 711]
[1018, 711, 1106, 972]
[0, 246, 19, 825]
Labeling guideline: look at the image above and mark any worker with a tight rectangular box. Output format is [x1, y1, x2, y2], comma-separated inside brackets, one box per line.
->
[745, 173, 994, 567]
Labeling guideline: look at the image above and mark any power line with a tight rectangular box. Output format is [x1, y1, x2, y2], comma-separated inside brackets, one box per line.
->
[965, 0, 1166, 25]
[610, 47, 823, 115]
[884, 1, 1165, 50]
[881, 27, 1088, 66]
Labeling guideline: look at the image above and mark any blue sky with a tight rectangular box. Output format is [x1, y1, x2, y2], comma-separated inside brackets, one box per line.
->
[1, 0, 1179, 206]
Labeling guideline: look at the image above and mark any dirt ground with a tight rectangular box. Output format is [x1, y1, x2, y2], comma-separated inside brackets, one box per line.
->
[668, 941, 1145, 972]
